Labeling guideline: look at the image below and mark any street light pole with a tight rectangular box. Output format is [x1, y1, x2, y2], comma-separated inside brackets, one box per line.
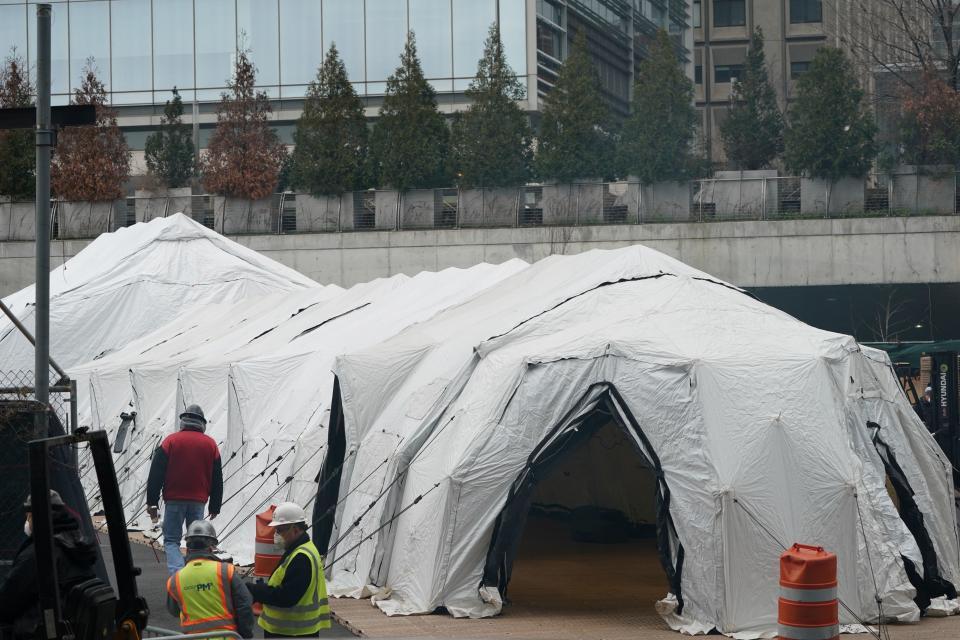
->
[35, 3, 52, 438]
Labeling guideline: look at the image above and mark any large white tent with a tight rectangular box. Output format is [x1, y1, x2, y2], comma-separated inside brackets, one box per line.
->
[71, 259, 528, 561]
[0, 213, 319, 374]
[319, 246, 960, 637]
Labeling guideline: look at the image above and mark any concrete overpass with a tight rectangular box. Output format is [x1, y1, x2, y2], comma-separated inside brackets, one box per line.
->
[1, 215, 958, 297]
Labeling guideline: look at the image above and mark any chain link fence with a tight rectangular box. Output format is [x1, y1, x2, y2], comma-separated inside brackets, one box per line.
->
[2, 172, 958, 241]
[0, 368, 77, 583]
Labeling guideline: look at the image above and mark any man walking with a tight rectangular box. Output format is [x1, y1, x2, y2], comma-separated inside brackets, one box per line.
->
[166, 520, 254, 638]
[246, 502, 330, 637]
[147, 404, 224, 575]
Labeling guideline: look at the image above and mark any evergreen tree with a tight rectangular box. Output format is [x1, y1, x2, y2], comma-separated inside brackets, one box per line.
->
[535, 31, 613, 182]
[719, 28, 783, 170]
[0, 51, 34, 200]
[451, 24, 532, 188]
[370, 33, 450, 191]
[202, 50, 287, 200]
[51, 61, 130, 201]
[144, 88, 195, 189]
[619, 29, 701, 183]
[290, 44, 369, 195]
[785, 47, 876, 181]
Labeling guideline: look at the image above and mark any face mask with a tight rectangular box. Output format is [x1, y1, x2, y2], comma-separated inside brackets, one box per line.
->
[24, 520, 32, 537]
[274, 533, 285, 548]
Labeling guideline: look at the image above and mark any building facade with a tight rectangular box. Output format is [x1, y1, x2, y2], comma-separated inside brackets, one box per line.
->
[0, 0, 692, 175]
[694, 0, 836, 164]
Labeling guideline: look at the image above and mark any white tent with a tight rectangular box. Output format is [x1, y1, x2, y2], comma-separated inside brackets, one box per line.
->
[322, 246, 960, 637]
[0, 213, 318, 374]
[71, 259, 529, 562]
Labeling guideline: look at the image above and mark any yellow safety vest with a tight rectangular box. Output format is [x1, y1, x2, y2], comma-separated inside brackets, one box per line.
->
[166, 558, 238, 636]
[258, 540, 331, 636]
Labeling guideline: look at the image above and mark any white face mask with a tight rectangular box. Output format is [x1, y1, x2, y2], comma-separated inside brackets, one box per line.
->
[24, 520, 32, 537]
[274, 532, 285, 548]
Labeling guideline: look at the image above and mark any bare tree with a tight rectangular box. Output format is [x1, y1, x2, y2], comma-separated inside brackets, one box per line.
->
[826, 1, 960, 92]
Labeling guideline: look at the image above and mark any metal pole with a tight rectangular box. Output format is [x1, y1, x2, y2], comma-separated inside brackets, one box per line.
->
[35, 3, 52, 439]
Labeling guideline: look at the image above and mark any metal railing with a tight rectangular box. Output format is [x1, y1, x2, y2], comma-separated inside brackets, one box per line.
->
[1, 172, 957, 241]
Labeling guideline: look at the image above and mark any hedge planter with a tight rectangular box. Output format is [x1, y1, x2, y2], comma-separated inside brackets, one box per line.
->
[214, 196, 275, 234]
[58, 201, 123, 239]
[135, 187, 193, 222]
[0, 201, 36, 241]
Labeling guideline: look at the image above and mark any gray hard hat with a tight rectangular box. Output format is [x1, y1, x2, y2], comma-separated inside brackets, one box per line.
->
[185, 520, 218, 545]
[24, 489, 65, 510]
[180, 404, 207, 431]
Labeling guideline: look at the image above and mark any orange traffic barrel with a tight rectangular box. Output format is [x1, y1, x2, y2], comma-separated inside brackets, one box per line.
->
[778, 543, 839, 640]
[254, 505, 282, 577]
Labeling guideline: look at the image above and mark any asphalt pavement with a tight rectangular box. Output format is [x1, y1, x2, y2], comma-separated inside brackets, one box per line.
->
[98, 533, 356, 638]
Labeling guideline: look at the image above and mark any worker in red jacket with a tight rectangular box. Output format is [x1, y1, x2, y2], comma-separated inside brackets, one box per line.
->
[146, 404, 224, 576]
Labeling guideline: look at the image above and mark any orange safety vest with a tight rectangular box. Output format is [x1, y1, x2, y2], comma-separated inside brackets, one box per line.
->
[166, 558, 238, 635]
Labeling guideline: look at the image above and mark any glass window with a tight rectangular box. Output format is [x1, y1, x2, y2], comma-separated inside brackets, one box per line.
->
[713, 0, 745, 27]
[280, 0, 324, 88]
[69, 1, 109, 94]
[238, 0, 280, 88]
[410, 0, 453, 92]
[714, 63, 743, 83]
[537, 22, 563, 60]
[790, 0, 822, 24]
[790, 60, 811, 79]
[366, 0, 407, 86]
[111, 0, 152, 97]
[153, 0, 195, 100]
[195, 0, 236, 100]
[537, 0, 562, 25]
[29, 1, 69, 97]
[695, 64, 702, 84]
[323, 0, 365, 86]
[500, 0, 527, 85]
[693, 1, 701, 28]
[0, 4, 28, 67]
[452, 0, 495, 90]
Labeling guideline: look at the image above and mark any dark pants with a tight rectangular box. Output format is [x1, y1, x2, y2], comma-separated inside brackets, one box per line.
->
[264, 632, 324, 638]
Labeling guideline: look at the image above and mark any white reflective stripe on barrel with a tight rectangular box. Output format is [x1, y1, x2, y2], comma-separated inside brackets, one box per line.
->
[256, 541, 283, 556]
[777, 623, 840, 640]
[779, 585, 837, 602]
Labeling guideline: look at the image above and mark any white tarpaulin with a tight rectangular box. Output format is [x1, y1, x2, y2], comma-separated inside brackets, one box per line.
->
[324, 246, 960, 637]
[70, 256, 528, 563]
[0, 213, 318, 373]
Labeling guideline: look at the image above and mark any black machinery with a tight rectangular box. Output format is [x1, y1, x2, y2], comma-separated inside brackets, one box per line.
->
[27, 427, 149, 640]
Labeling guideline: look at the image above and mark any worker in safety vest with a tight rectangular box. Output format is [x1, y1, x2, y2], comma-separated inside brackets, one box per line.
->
[246, 502, 331, 637]
[166, 520, 254, 638]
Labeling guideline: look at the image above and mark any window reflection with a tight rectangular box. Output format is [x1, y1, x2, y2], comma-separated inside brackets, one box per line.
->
[366, 0, 407, 85]
[111, 0, 151, 95]
[0, 4, 27, 64]
[500, 0, 527, 85]
[195, 0, 235, 99]
[410, 0, 453, 92]
[280, 0, 323, 87]
[29, 1, 69, 96]
[323, 0, 365, 87]
[69, 1, 109, 93]
[238, 0, 279, 87]
[452, 0, 495, 90]
[153, 0, 194, 100]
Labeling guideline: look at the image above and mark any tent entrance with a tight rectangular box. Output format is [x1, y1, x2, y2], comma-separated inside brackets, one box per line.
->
[483, 385, 683, 614]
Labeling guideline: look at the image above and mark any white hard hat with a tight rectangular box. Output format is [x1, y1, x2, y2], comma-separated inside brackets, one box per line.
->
[269, 502, 308, 528]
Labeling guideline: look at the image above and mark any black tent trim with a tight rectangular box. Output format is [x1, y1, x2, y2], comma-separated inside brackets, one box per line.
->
[480, 381, 685, 613]
[868, 421, 958, 610]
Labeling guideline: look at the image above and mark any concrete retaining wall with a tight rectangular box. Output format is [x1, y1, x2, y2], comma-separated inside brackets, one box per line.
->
[4, 216, 957, 297]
